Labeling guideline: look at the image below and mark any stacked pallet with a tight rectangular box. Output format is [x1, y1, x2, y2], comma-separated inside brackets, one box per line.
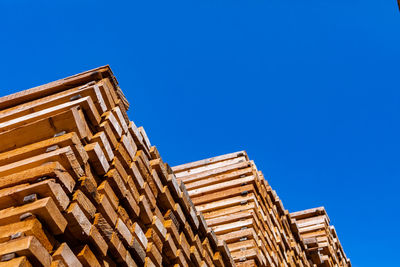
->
[172, 151, 311, 267]
[0, 66, 233, 267]
[290, 207, 351, 267]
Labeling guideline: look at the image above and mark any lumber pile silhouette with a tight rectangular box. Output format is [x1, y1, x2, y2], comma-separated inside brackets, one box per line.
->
[0, 66, 350, 267]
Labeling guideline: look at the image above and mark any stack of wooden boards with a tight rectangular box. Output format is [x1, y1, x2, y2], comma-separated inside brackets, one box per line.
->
[0, 66, 350, 267]
[172, 152, 310, 267]
[290, 208, 351, 267]
[0, 66, 233, 267]
[172, 152, 351, 267]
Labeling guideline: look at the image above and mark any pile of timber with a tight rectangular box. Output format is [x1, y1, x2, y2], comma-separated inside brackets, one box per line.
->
[172, 152, 311, 267]
[290, 208, 351, 267]
[0, 66, 233, 267]
[0, 66, 351, 267]
[173, 152, 351, 267]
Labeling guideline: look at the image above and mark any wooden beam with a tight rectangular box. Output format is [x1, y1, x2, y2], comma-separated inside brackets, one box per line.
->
[52, 243, 82, 267]
[0, 96, 101, 133]
[0, 132, 88, 168]
[0, 108, 89, 153]
[0, 256, 32, 267]
[172, 151, 247, 173]
[0, 162, 75, 193]
[0, 218, 53, 252]
[77, 245, 101, 267]
[0, 236, 51, 267]
[0, 179, 69, 211]
[0, 197, 67, 235]
[0, 146, 84, 181]
[0, 84, 108, 123]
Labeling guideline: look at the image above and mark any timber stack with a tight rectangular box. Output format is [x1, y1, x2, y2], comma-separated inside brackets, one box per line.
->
[0, 66, 232, 267]
[290, 208, 351, 267]
[0, 66, 350, 267]
[172, 152, 351, 267]
[172, 152, 310, 267]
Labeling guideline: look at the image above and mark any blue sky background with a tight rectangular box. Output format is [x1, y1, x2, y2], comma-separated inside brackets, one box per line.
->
[1, 1, 399, 266]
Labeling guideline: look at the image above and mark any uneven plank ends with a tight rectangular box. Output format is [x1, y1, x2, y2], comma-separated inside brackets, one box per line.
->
[0, 67, 233, 266]
[173, 151, 351, 267]
[0, 67, 349, 266]
[291, 207, 351, 267]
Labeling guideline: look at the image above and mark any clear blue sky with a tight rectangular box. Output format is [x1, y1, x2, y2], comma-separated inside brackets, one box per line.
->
[1, 1, 399, 266]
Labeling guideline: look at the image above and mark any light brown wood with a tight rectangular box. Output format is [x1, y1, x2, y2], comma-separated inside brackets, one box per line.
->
[0, 132, 88, 167]
[65, 203, 108, 256]
[172, 151, 246, 173]
[52, 243, 82, 267]
[0, 162, 75, 193]
[0, 219, 53, 251]
[138, 195, 153, 225]
[77, 245, 101, 267]
[0, 66, 123, 111]
[0, 146, 84, 181]
[50, 260, 67, 267]
[92, 132, 114, 162]
[0, 67, 350, 267]
[97, 181, 119, 211]
[72, 190, 96, 219]
[0, 179, 69, 211]
[163, 233, 177, 260]
[173, 152, 316, 266]
[0, 108, 89, 154]
[0, 96, 101, 133]
[0, 197, 67, 235]
[0, 256, 32, 267]
[0, 236, 52, 267]
[102, 111, 122, 139]
[84, 143, 110, 175]
[0, 82, 108, 123]
[146, 242, 162, 267]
